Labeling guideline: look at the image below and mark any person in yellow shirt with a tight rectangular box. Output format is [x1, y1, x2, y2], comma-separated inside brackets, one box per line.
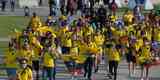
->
[16, 58, 33, 80]
[42, 46, 58, 80]
[94, 31, 104, 46]
[29, 12, 41, 29]
[107, 44, 120, 80]
[70, 41, 79, 56]
[138, 41, 152, 80]
[61, 31, 72, 54]
[123, 10, 134, 25]
[17, 44, 34, 66]
[4, 44, 18, 80]
[83, 36, 97, 80]
[30, 36, 43, 80]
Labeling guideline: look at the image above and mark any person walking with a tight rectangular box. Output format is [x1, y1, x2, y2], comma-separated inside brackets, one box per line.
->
[1, 0, 7, 11]
[16, 58, 33, 80]
[42, 46, 59, 80]
[10, 0, 15, 12]
[4, 44, 18, 80]
[107, 44, 121, 80]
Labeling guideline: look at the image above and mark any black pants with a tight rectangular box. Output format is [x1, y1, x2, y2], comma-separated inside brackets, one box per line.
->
[109, 61, 119, 80]
[84, 56, 94, 80]
[32, 60, 40, 80]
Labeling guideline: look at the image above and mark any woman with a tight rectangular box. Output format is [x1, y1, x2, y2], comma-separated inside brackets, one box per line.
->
[126, 45, 136, 77]
[4, 44, 18, 80]
[67, 0, 77, 15]
[138, 40, 152, 80]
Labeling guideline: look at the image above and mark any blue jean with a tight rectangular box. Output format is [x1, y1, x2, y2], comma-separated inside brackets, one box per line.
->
[42, 67, 56, 80]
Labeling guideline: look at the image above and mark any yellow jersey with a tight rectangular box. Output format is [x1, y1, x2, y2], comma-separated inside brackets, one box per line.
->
[17, 67, 32, 80]
[107, 48, 120, 61]
[4, 50, 18, 68]
[18, 49, 33, 65]
[70, 47, 79, 56]
[43, 52, 55, 67]
[63, 38, 72, 47]
[94, 34, 104, 46]
[138, 46, 152, 63]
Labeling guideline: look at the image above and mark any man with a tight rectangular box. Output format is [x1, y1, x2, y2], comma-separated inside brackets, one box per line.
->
[1, 0, 7, 11]
[10, 0, 15, 12]
[49, 0, 56, 16]
[97, 5, 107, 29]
[16, 58, 33, 80]
[60, 0, 66, 15]
[39, 0, 42, 6]
[107, 44, 120, 80]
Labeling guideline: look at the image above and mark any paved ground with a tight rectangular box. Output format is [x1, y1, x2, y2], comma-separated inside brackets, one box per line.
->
[0, 6, 160, 80]
[0, 57, 160, 80]
[0, 7, 50, 16]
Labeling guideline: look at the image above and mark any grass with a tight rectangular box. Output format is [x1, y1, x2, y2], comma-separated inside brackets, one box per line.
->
[0, 16, 29, 38]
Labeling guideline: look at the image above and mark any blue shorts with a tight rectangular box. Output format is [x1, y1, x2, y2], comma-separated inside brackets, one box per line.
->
[6, 68, 17, 77]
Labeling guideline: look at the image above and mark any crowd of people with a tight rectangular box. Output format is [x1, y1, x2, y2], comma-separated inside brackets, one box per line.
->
[0, 0, 16, 12]
[2, 1, 160, 80]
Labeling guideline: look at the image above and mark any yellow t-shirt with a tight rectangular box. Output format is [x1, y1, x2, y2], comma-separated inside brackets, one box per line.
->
[43, 52, 55, 67]
[64, 38, 72, 47]
[94, 35, 104, 46]
[135, 38, 143, 51]
[79, 43, 88, 55]
[141, 46, 151, 59]
[155, 30, 160, 42]
[145, 31, 152, 41]
[107, 48, 120, 61]
[111, 15, 117, 22]
[116, 29, 126, 37]
[70, 47, 79, 56]
[17, 67, 32, 80]
[83, 26, 94, 36]
[4, 50, 18, 68]
[18, 49, 33, 65]
[32, 46, 41, 60]
[138, 46, 152, 63]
